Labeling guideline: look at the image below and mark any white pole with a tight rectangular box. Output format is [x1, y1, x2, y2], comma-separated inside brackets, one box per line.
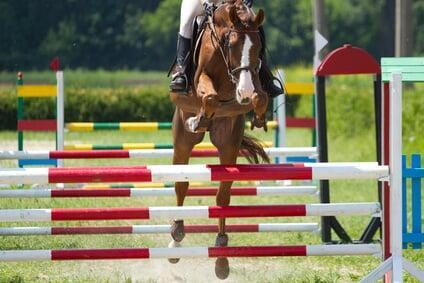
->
[56, 71, 64, 168]
[276, 69, 286, 164]
[390, 72, 403, 282]
[0, 147, 318, 160]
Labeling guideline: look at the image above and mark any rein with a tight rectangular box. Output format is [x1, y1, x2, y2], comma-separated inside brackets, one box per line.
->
[207, 13, 261, 85]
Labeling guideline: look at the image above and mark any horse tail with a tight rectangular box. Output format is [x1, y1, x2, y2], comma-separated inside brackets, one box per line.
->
[240, 134, 270, 164]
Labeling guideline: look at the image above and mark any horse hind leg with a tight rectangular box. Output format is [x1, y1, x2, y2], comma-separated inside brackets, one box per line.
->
[214, 181, 232, 280]
[210, 117, 244, 280]
[170, 181, 189, 244]
[168, 181, 189, 264]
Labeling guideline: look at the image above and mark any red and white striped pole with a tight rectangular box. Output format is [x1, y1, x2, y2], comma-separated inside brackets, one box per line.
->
[0, 223, 320, 236]
[0, 163, 388, 185]
[0, 203, 380, 222]
[0, 147, 317, 160]
[0, 244, 381, 262]
[0, 186, 318, 198]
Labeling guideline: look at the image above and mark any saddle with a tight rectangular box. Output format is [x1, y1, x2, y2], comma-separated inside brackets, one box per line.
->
[189, 17, 208, 90]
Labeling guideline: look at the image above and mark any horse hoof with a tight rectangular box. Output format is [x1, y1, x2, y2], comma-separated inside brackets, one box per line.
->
[168, 239, 181, 264]
[251, 117, 267, 131]
[168, 257, 180, 264]
[215, 233, 229, 247]
[171, 220, 185, 242]
[215, 257, 230, 280]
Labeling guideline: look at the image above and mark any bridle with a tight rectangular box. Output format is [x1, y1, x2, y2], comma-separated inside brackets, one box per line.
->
[207, 10, 262, 85]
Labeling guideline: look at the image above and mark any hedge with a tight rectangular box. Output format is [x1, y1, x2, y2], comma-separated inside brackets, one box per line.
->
[0, 86, 174, 130]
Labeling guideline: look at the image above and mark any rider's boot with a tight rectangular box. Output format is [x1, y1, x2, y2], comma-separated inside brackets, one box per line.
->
[170, 34, 192, 93]
[258, 27, 284, 98]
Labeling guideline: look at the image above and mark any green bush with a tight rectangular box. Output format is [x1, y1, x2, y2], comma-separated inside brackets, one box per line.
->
[0, 88, 16, 130]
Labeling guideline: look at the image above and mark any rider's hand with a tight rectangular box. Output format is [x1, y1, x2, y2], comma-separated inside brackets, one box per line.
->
[243, 0, 253, 8]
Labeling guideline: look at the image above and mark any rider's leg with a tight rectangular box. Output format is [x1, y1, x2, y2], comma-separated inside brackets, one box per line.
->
[170, 0, 203, 93]
[258, 26, 284, 98]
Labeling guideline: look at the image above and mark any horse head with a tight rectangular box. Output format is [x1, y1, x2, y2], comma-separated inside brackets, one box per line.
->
[214, 0, 265, 105]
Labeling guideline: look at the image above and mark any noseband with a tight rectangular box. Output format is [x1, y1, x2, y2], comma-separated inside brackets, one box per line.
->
[207, 15, 261, 85]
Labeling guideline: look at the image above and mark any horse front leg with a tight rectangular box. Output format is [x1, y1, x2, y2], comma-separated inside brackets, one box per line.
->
[169, 109, 205, 264]
[251, 91, 269, 131]
[185, 73, 219, 133]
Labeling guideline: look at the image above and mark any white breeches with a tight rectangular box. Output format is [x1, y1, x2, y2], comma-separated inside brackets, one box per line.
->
[179, 0, 221, 39]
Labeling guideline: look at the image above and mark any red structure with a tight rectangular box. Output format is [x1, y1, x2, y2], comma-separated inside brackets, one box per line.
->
[314, 44, 382, 244]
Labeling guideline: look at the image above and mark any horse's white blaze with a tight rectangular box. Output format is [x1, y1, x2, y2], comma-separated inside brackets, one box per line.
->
[236, 35, 255, 103]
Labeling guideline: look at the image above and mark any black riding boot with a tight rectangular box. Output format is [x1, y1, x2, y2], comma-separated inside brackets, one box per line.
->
[170, 34, 192, 93]
[258, 27, 284, 98]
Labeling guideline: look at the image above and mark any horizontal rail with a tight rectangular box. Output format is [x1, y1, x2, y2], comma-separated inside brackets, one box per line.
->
[0, 163, 388, 184]
[0, 147, 317, 160]
[0, 244, 381, 261]
[64, 141, 274, 150]
[17, 120, 57, 132]
[66, 121, 279, 132]
[17, 85, 57, 98]
[0, 186, 318, 198]
[285, 82, 314, 96]
[0, 203, 380, 222]
[0, 223, 320, 236]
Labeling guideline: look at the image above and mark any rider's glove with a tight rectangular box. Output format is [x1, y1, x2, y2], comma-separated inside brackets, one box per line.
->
[243, 0, 253, 8]
[203, 2, 216, 17]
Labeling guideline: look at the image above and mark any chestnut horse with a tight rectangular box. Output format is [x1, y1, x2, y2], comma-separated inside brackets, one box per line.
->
[170, 1, 269, 279]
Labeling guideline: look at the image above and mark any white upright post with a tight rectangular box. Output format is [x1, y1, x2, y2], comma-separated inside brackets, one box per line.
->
[362, 70, 424, 283]
[276, 69, 286, 164]
[389, 72, 403, 282]
[56, 71, 64, 168]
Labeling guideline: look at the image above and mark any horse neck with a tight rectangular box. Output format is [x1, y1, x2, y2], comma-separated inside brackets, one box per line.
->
[198, 28, 236, 101]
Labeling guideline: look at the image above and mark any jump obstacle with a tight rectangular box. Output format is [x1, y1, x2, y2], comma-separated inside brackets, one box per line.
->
[0, 161, 385, 266]
[15, 75, 314, 158]
[0, 244, 381, 262]
[0, 186, 318, 198]
[63, 141, 273, 151]
[0, 162, 387, 184]
[3, 52, 423, 282]
[0, 157, 388, 268]
[66, 119, 314, 132]
[0, 147, 317, 160]
[64, 81, 315, 133]
[0, 203, 380, 222]
[0, 223, 320, 236]
[360, 58, 424, 282]
[66, 121, 277, 131]
[16, 62, 64, 168]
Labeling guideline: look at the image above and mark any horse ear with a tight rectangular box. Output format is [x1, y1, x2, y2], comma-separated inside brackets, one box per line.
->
[229, 5, 240, 26]
[253, 9, 265, 28]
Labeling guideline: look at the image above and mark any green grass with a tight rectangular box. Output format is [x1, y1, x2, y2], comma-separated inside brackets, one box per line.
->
[0, 70, 169, 88]
[0, 68, 423, 282]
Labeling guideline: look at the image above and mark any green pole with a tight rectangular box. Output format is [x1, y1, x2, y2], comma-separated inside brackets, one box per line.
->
[17, 72, 24, 154]
[273, 97, 280, 163]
